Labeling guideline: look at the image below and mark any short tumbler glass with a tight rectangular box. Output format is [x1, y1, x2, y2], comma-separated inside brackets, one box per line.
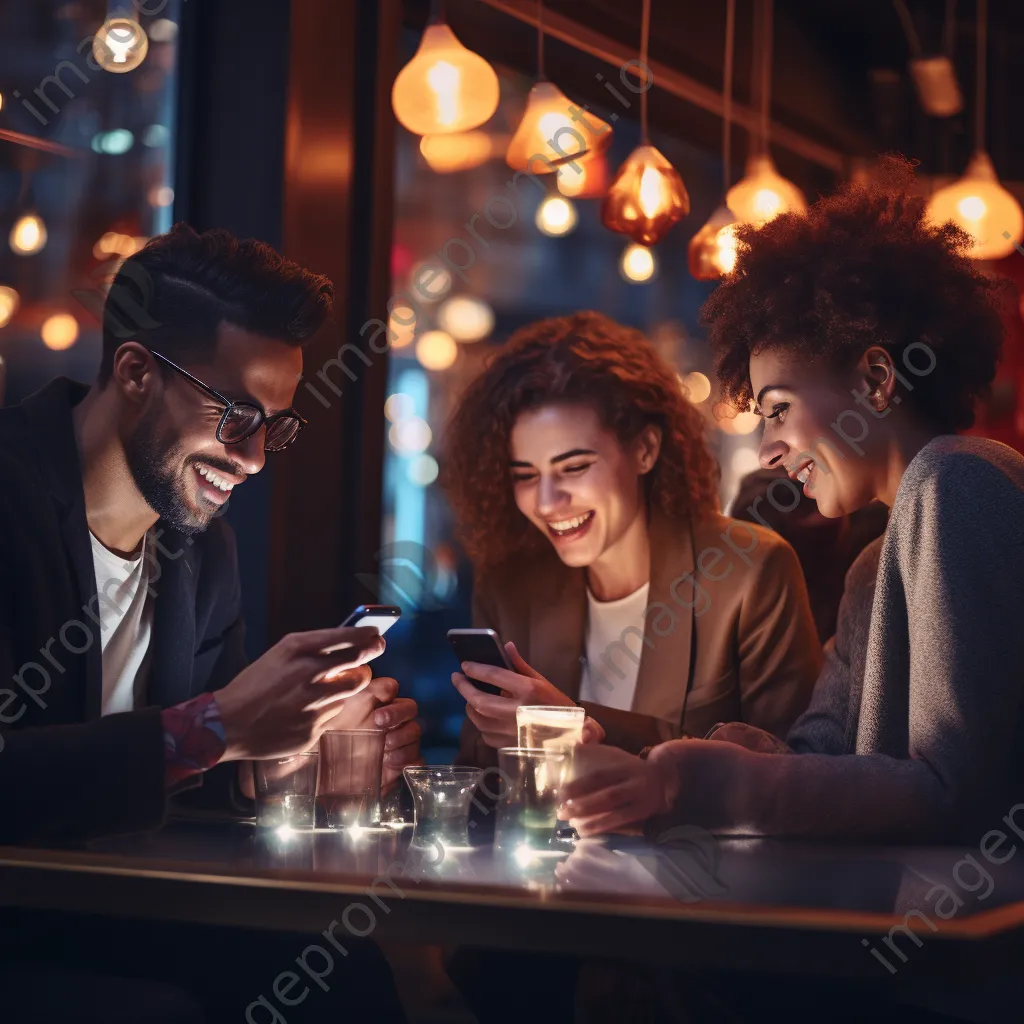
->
[317, 729, 386, 828]
[403, 766, 483, 847]
[253, 752, 319, 829]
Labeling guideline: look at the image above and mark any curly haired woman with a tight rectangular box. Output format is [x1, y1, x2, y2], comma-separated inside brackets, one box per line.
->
[441, 311, 822, 766]
[562, 157, 1024, 849]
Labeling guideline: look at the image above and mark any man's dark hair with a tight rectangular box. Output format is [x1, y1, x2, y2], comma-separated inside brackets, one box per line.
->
[99, 222, 334, 384]
[701, 154, 1008, 433]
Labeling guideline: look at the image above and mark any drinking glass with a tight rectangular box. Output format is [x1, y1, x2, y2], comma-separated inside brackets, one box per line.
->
[495, 746, 569, 852]
[253, 752, 319, 829]
[516, 705, 585, 752]
[403, 766, 482, 847]
[317, 729, 386, 828]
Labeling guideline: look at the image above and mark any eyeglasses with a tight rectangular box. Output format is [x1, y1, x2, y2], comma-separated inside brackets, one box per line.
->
[149, 350, 307, 452]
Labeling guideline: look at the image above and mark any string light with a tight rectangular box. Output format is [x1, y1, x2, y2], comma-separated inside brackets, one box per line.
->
[557, 150, 609, 199]
[682, 372, 712, 403]
[387, 305, 417, 349]
[392, 23, 499, 136]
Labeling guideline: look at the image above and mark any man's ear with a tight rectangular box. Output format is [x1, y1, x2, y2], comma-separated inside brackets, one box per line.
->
[110, 342, 158, 407]
[634, 424, 663, 475]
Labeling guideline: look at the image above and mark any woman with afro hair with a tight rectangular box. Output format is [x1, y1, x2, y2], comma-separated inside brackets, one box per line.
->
[562, 157, 1024, 848]
[441, 311, 822, 768]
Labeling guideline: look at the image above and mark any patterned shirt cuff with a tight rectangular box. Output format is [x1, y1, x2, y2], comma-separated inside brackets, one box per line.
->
[162, 692, 227, 789]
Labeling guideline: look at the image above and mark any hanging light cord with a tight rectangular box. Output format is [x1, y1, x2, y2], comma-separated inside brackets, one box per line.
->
[975, 0, 987, 153]
[759, 0, 773, 156]
[537, 0, 545, 79]
[723, 0, 735, 193]
[640, 0, 651, 139]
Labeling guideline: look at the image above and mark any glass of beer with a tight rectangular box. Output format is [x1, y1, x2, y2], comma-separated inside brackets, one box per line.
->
[495, 746, 569, 852]
[516, 705, 585, 753]
[317, 729, 386, 829]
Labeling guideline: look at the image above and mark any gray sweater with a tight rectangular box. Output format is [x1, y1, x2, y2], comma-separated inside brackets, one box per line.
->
[650, 436, 1024, 842]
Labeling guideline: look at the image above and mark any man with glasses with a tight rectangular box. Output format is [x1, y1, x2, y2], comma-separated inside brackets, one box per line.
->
[0, 223, 417, 1023]
[0, 222, 422, 842]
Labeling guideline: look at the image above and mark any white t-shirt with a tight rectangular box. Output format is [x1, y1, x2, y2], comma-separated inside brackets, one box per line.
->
[90, 530, 155, 715]
[579, 582, 650, 711]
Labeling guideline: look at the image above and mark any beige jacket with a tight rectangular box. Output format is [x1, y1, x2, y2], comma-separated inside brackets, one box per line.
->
[458, 510, 822, 764]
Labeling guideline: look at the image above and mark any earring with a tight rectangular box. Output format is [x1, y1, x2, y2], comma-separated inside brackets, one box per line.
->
[873, 390, 887, 411]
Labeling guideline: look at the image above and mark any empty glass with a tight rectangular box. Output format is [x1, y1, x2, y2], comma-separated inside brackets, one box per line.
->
[403, 766, 482, 847]
[253, 752, 319, 829]
[516, 705, 585, 752]
[317, 729, 386, 828]
[495, 746, 569, 852]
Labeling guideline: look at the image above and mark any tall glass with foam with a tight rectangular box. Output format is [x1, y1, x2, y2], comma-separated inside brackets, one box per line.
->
[516, 705, 585, 753]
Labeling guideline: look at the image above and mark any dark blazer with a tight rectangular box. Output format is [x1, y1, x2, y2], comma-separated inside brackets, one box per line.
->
[458, 510, 822, 765]
[0, 379, 247, 844]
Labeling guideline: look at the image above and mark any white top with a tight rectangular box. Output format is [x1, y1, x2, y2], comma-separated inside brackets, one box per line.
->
[90, 530, 155, 715]
[579, 582, 650, 712]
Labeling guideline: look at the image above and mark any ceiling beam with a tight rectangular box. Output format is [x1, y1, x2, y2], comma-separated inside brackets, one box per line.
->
[475, 0, 847, 174]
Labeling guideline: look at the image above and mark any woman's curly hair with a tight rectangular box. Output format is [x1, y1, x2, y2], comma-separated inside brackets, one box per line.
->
[440, 311, 720, 570]
[701, 154, 1006, 432]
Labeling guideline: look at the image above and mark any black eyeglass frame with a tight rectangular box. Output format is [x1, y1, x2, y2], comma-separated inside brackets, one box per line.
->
[148, 349, 307, 452]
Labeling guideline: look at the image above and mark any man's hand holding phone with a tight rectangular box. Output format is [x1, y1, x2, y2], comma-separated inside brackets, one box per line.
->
[451, 640, 604, 750]
[216, 625, 386, 762]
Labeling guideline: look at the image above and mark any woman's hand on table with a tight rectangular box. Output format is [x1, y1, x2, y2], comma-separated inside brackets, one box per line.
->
[559, 743, 679, 836]
[451, 641, 580, 749]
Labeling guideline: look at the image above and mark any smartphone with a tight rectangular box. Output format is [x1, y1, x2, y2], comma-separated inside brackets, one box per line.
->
[342, 604, 402, 635]
[447, 628, 510, 696]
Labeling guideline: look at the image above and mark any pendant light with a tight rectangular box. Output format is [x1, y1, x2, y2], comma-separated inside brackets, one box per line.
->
[726, 0, 805, 226]
[506, 2, 613, 173]
[925, 0, 1022, 260]
[689, 0, 740, 280]
[419, 131, 494, 173]
[556, 148, 610, 198]
[392, 4, 500, 137]
[601, 0, 689, 245]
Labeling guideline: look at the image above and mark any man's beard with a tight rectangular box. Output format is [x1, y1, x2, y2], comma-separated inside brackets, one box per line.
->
[124, 404, 218, 536]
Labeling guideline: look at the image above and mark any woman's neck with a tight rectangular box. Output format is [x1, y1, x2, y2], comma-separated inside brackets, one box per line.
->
[586, 507, 650, 602]
[874, 423, 942, 507]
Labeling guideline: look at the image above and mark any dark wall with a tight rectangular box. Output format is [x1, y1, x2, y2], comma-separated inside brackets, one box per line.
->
[174, 0, 292, 660]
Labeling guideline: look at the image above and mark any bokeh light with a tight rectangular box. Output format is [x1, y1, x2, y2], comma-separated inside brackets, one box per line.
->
[408, 453, 440, 486]
[619, 243, 656, 283]
[437, 296, 494, 342]
[384, 392, 415, 422]
[535, 195, 577, 237]
[388, 304, 417, 348]
[10, 213, 47, 256]
[681, 371, 711, 404]
[41, 313, 79, 351]
[389, 416, 432, 454]
[0, 286, 20, 328]
[415, 330, 458, 370]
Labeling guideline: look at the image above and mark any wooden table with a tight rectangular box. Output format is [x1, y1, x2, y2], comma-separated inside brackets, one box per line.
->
[3, 818, 1024, 989]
